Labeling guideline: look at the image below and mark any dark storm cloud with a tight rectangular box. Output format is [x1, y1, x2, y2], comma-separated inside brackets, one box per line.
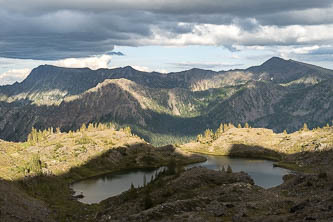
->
[107, 52, 125, 56]
[258, 8, 333, 26]
[2, 0, 332, 16]
[0, 0, 332, 60]
[0, 9, 152, 60]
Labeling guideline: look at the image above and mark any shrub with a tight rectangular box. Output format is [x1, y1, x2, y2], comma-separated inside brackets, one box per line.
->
[124, 126, 132, 135]
[24, 154, 46, 175]
[75, 134, 93, 145]
[55, 143, 63, 150]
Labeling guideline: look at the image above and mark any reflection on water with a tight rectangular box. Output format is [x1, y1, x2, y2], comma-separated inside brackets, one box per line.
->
[71, 167, 165, 204]
[72, 155, 290, 204]
[186, 155, 290, 188]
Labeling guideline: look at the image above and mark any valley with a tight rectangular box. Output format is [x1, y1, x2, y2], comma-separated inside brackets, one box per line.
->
[0, 57, 333, 221]
[1, 122, 333, 221]
[2, 1, 333, 221]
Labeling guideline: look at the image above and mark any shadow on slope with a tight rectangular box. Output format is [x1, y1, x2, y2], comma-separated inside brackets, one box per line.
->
[2, 138, 333, 221]
[3, 142, 203, 222]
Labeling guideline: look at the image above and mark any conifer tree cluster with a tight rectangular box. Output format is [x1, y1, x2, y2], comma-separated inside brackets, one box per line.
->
[196, 122, 250, 144]
[27, 127, 55, 145]
[26, 122, 121, 145]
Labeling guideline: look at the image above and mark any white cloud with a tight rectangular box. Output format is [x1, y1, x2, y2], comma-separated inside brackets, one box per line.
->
[140, 23, 333, 48]
[1, 0, 333, 61]
[156, 69, 168, 74]
[281, 45, 320, 55]
[130, 66, 168, 73]
[131, 65, 151, 72]
[170, 61, 242, 69]
[0, 68, 31, 85]
[53, 55, 112, 69]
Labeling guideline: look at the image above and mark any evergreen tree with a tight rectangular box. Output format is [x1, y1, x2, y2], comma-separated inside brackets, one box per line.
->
[214, 123, 224, 139]
[303, 123, 309, 131]
[203, 129, 214, 143]
[124, 126, 132, 135]
[227, 165, 232, 173]
[228, 123, 235, 128]
[223, 123, 229, 132]
[80, 123, 86, 132]
[88, 123, 94, 131]
[143, 175, 147, 187]
[196, 134, 203, 143]
[56, 127, 61, 134]
[27, 127, 44, 145]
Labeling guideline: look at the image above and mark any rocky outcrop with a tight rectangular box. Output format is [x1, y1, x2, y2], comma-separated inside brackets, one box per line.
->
[96, 166, 333, 222]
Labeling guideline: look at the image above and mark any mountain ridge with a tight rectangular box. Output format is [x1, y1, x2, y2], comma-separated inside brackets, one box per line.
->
[1, 57, 333, 145]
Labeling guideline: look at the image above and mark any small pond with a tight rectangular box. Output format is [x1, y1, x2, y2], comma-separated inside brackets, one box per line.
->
[71, 155, 290, 204]
[71, 167, 165, 204]
[186, 155, 290, 188]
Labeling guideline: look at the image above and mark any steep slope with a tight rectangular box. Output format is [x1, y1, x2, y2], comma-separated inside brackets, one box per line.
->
[256, 78, 333, 131]
[205, 81, 287, 128]
[205, 79, 333, 132]
[0, 78, 236, 142]
[0, 65, 109, 105]
[0, 79, 150, 141]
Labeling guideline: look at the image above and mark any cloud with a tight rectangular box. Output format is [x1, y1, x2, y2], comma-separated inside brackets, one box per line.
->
[0, 68, 31, 85]
[2, 0, 332, 16]
[169, 61, 243, 70]
[277, 45, 333, 62]
[139, 23, 333, 48]
[0, 1, 332, 60]
[131, 65, 151, 72]
[107, 51, 125, 56]
[53, 55, 112, 69]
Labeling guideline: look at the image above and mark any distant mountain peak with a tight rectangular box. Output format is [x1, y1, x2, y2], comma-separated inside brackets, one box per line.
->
[262, 57, 288, 65]
[33, 64, 92, 71]
[123, 66, 137, 71]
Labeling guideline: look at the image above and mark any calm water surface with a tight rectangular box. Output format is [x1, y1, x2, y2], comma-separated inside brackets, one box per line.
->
[72, 155, 290, 204]
[186, 155, 290, 188]
[71, 168, 165, 204]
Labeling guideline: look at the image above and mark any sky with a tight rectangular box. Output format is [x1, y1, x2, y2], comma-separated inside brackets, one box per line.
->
[1, 0, 333, 85]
